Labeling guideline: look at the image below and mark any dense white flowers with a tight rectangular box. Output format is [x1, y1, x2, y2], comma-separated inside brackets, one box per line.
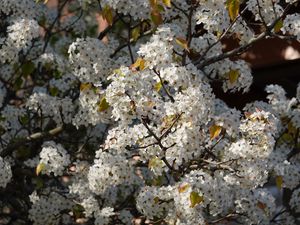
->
[68, 37, 114, 84]
[28, 191, 73, 225]
[88, 150, 138, 195]
[282, 13, 300, 41]
[27, 92, 74, 125]
[0, 157, 12, 188]
[0, 18, 40, 63]
[0, 0, 300, 224]
[38, 141, 70, 176]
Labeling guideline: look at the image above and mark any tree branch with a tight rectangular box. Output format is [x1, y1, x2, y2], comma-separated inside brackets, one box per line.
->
[1, 126, 63, 157]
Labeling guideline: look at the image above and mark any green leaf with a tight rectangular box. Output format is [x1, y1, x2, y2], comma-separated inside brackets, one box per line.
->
[156, 4, 165, 12]
[49, 87, 59, 96]
[53, 70, 62, 79]
[21, 61, 35, 77]
[32, 177, 44, 190]
[98, 97, 110, 112]
[226, 0, 240, 21]
[190, 191, 204, 208]
[274, 19, 283, 33]
[14, 77, 23, 90]
[19, 115, 29, 125]
[73, 204, 85, 219]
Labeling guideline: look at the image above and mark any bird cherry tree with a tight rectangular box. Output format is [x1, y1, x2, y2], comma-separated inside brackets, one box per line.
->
[0, 0, 300, 224]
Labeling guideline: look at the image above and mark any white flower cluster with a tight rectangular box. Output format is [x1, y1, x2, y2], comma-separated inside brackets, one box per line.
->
[27, 92, 74, 125]
[235, 188, 277, 225]
[68, 37, 114, 84]
[49, 73, 77, 96]
[0, 157, 12, 188]
[266, 84, 300, 129]
[136, 185, 174, 220]
[28, 191, 73, 225]
[0, 105, 28, 145]
[219, 59, 253, 93]
[38, 141, 70, 176]
[138, 26, 175, 69]
[88, 150, 138, 195]
[195, 0, 230, 33]
[0, 0, 300, 224]
[247, 0, 283, 25]
[72, 88, 111, 127]
[282, 13, 300, 42]
[101, 0, 150, 19]
[0, 0, 42, 19]
[0, 18, 40, 63]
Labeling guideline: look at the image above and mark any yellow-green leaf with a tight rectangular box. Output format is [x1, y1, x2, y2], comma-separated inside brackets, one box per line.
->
[148, 156, 164, 169]
[274, 19, 283, 33]
[132, 27, 140, 42]
[190, 191, 204, 208]
[227, 69, 239, 84]
[162, 0, 171, 7]
[178, 183, 190, 193]
[175, 37, 190, 52]
[154, 81, 163, 92]
[209, 124, 222, 140]
[131, 57, 146, 71]
[151, 175, 164, 186]
[282, 133, 294, 143]
[276, 176, 283, 189]
[102, 5, 113, 26]
[80, 83, 92, 91]
[36, 163, 45, 176]
[226, 0, 240, 21]
[149, 0, 158, 8]
[153, 196, 160, 204]
[36, 0, 49, 4]
[33, 177, 44, 189]
[98, 97, 110, 112]
[151, 9, 163, 26]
